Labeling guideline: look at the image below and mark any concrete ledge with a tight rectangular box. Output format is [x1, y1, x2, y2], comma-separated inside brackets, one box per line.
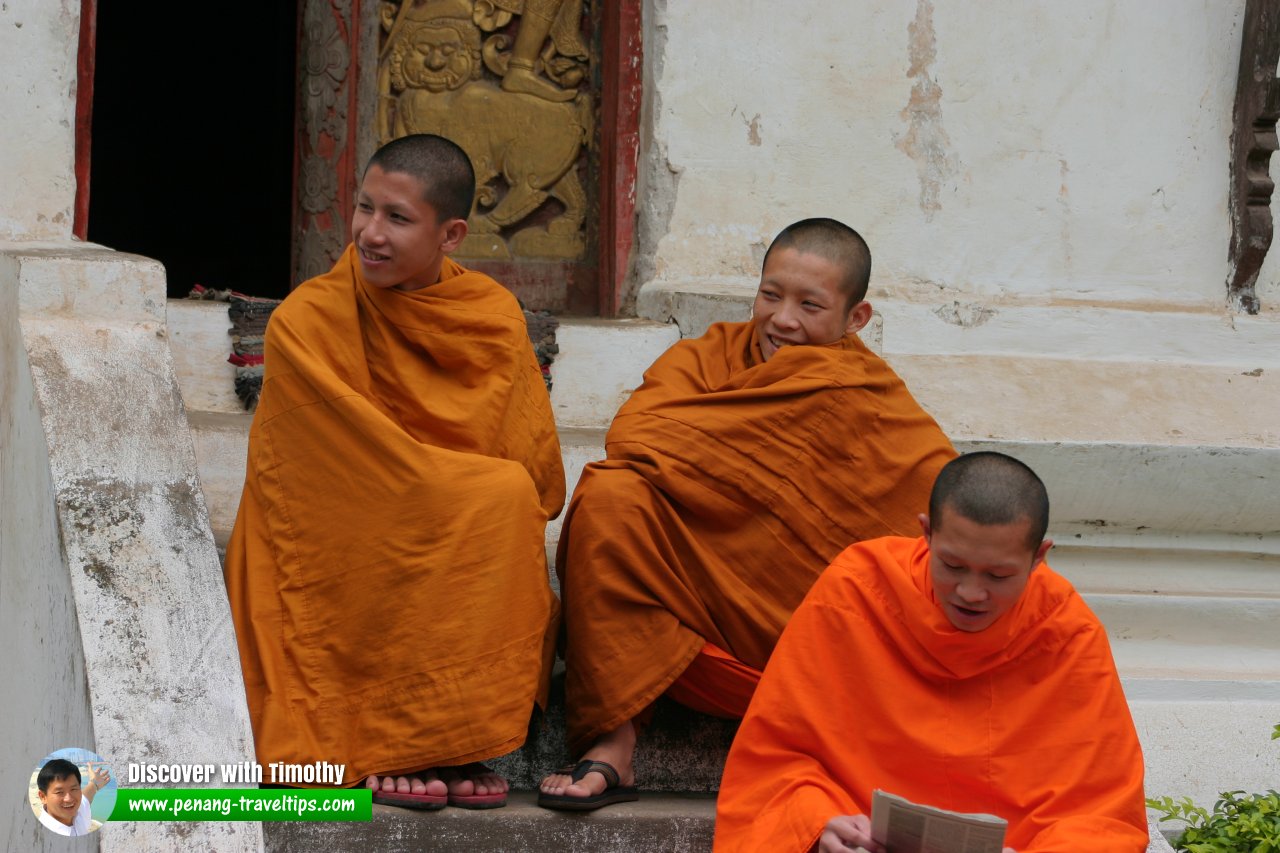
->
[266, 792, 716, 853]
[550, 319, 680, 428]
[265, 792, 1177, 852]
[1, 245, 260, 852]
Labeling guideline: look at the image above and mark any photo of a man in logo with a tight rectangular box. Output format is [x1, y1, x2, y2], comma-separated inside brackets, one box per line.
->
[31, 751, 114, 836]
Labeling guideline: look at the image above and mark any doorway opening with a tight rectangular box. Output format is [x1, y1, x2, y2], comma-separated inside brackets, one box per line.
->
[86, 3, 298, 300]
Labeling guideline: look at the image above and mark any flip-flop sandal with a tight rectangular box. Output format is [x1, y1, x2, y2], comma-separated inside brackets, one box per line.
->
[445, 763, 508, 810]
[369, 775, 447, 811]
[536, 759, 640, 812]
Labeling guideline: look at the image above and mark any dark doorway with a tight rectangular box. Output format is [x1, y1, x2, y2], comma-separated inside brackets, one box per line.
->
[87, 4, 298, 299]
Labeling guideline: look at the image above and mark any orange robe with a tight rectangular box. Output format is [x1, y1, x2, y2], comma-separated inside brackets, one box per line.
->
[557, 320, 955, 753]
[223, 245, 563, 784]
[714, 536, 1148, 853]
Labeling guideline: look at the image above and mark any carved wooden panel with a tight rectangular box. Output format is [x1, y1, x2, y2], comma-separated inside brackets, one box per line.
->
[1227, 0, 1280, 314]
[294, 0, 639, 314]
[294, 0, 360, 285]
[373, 0, 598, 311]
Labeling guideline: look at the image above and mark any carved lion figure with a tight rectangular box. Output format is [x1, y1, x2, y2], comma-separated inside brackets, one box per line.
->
[380, 14, 591, 260]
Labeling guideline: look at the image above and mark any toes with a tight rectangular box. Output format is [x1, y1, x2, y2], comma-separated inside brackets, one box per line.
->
[365, 776, 379, 790]
[447, 776, 476, 797]
[410, 776, 427, 795]
[380, 775, 397, 792]
[422, 770, 447, 798]
[394, 775, 411, 794]
[481, 773, 508, 794]
[539, 773, 572, 795]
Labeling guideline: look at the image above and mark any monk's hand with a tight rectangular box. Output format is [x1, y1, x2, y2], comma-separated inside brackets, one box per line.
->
[817, 814, 886, 853]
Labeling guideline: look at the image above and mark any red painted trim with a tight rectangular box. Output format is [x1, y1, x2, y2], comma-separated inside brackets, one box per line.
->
[73, 0, 98, 240]
[340, 0, 361, 248]
[599, 0, 643, 317]
[289, 0, 302, 283]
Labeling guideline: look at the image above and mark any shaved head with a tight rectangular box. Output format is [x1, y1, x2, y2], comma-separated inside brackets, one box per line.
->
[364, 133, 476, 222]
[928, 452, 1050, 549]
[762, 218, 872, 311]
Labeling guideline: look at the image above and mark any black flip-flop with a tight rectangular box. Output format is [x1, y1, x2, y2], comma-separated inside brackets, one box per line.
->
[537, 759, 639, 811]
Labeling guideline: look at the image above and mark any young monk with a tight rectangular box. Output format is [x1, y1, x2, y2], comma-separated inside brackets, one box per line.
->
[539, 218, 956, 810]
[713, 452, 1148, 853]
[223, 133, 563, 810]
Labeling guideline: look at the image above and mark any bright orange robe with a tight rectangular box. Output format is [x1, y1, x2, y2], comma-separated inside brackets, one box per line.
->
[557, 320, 955, 753]
[223, 245, 563, 784]
[714, 536, 1148, 853]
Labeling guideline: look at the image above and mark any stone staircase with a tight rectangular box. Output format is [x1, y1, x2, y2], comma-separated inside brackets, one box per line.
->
[166, 294, 1280, 851]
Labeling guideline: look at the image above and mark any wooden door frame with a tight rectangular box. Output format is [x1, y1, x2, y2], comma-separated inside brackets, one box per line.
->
[73, 0, 642, 316]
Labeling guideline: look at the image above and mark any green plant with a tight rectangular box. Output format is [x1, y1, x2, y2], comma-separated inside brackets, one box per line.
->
[1145, 724, 1280, 852]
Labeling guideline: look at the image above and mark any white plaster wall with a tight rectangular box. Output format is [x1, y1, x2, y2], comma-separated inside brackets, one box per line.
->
[0, 254, 97, 853]
[0, 0, 79, 240]
[643, 0, 1247, 312]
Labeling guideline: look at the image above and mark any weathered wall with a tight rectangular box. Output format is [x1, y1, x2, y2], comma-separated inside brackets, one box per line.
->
[1, 246, 262, 852]
[0, 253, 97, 852]
[0, 0, 79, 241]
[636, 1, 1276, 323]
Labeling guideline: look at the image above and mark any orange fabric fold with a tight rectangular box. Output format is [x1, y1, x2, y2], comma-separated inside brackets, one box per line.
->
[223, 244, 564, 784]
[665, 643, 761, 719]
[714, 537, 1148, 853]
[557, 320, 955, 753]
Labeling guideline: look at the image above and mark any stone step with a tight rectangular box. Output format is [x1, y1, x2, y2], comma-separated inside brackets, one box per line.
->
[264, 792, 717, 853]
[262, 794, 1177, 853]
[166, 299, 679, 429]
[490, 675, 736, 794]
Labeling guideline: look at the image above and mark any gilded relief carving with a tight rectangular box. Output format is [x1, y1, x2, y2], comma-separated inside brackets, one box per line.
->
[377, 0, 593, 260]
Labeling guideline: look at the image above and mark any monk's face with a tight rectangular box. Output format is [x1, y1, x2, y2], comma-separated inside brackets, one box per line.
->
[352, 165, 465, 292]
[919, 507, 1053, 632]
[38, 774, 83, 826]
[752, 247, 871, 361]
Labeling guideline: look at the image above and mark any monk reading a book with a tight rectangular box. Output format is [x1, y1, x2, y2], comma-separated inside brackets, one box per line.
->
[713, 451, 1148, 853]
[224, 133, 563, 810]
[539, 218, 956, 810]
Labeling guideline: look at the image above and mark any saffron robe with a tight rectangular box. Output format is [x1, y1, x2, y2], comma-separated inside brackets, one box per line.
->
[223, 245, 564, 783]
[557, 320, 956, 753]
[713, 536, 1148, 853]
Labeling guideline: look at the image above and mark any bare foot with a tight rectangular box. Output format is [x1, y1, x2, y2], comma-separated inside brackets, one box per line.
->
[441, 763, 510, 798]
[365, 769, 447, 798]
[539, 719, 637, 799]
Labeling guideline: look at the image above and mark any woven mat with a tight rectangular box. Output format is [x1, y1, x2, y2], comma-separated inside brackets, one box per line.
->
[188, 285, 559, 410]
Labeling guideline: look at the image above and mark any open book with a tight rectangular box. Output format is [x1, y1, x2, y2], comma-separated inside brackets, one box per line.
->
[869, 789, 1008, 853]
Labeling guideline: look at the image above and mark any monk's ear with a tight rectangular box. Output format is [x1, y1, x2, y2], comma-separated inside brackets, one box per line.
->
[440, 217, 469, 254]
[1032, 538, 1053, 568]
[845, 300, 873, 336]
[917, 512, 932, 540]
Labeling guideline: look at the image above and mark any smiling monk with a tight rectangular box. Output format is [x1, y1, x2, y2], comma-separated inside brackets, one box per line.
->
[713, 452, 1148, 853]
[224, 134, 563, 810]
[539, 218, 957, 810]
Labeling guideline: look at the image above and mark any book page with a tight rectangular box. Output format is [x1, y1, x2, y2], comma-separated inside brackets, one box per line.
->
[869, 789, 1007, 853]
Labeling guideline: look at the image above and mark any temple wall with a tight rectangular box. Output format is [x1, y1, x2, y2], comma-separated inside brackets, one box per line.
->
[0, 0, 79, 241]
[636, 1, 1280, 338]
